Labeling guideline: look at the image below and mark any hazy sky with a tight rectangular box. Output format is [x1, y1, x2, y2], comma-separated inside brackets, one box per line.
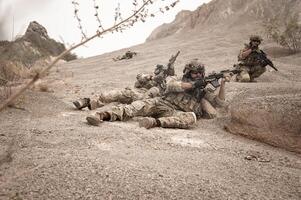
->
[1, 0, 211, 58]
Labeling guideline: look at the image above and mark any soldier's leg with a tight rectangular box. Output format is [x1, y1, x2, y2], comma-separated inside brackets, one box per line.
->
[236, 66, 251, 82]
[74, 88, 139, 110]
[86, 98, 165, 126]
[99, 88, 144, 104]
[249, 66, 266, 81]
[73, 98, 91, 110]
[157, 112, 197, 129]
[139, 111, 197, 129]
[88, 99, 105, 110]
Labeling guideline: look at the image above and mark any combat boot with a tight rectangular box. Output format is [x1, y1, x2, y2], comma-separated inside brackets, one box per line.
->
[86, 112, 111, 126]
[139, 117, 159, 129]
[73, 98, 90, 110]
[88, 99, 104, 110]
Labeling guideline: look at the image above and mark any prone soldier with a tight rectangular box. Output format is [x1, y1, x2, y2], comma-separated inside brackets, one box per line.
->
[86, 59, 231, 129]
[73, 52, 180, 110]
[113, 50, 137, 61]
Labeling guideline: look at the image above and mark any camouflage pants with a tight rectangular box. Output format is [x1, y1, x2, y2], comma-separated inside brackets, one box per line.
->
[104, 97, 197, 129]
[236, 65, 266, 82]
[90, 87, 160, 110]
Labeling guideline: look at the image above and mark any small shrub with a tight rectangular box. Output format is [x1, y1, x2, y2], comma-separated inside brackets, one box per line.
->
[0, 61, 23, 83]
[264, 13, 301, 53]
[62, 52, 77, 61]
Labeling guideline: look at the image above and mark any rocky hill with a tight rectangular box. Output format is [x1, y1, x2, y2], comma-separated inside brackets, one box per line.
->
[147, 0, 301, 41]
[0, 22, 75, 69]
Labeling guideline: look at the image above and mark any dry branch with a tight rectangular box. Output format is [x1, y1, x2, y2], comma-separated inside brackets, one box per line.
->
[0, 0, 154, 112]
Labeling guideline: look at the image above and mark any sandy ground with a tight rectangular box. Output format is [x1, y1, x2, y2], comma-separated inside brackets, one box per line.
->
[0, 29, 301, 199]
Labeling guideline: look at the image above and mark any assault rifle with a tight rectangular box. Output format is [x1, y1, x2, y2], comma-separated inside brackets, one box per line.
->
[192, 68, 241, 101]
[153, 51, 180, 88]
[154, 51, 180, 78]
[251, 50, 278, 71]
[166, 50, 180, 76]
[203, 69, 241, 88]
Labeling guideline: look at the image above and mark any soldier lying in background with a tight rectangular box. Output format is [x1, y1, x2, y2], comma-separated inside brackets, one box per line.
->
[86, 59, 231, 129]
[73, 51, 180, 110]
[113, 50, 137, 61]
[235, 35, 277, 82]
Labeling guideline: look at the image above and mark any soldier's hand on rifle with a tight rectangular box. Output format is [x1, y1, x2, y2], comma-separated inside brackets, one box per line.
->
[193, 79, 206, 89]
[147, 75, 153, 80]
[153, 74, 164, 83]
[222, 74, 231, 83]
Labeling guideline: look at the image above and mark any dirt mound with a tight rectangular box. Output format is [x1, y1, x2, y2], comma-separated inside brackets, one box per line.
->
[225, 87, 301, 153]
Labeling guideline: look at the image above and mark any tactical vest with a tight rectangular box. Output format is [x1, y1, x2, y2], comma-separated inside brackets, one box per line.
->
[164, 91, 203, 118]
[241, 47, 263, 66]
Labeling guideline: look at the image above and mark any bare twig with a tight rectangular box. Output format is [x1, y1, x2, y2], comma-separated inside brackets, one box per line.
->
[72, 0, 87, 40]
[93, 0, 105, 31]
[0, 0, 181, 112]
[0, 0, 153, 112]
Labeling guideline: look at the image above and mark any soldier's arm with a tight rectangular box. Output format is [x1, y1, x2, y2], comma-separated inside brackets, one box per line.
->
[218, 75, 230, 101]
[238, 47, 252, 61]
[203, 76, 230, 108]
[165, 76, 192, 93]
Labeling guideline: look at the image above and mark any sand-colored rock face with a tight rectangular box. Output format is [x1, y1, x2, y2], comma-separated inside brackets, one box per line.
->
[147, 0, 301, 41]
[0, 21, 76, 69]
[225, 91, 301, 153]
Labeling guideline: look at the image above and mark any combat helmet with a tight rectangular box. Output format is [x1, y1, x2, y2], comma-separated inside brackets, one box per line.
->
[249, 35, 263, 42]
[183, 59, 205, 75]
[154, 64, 165, 75]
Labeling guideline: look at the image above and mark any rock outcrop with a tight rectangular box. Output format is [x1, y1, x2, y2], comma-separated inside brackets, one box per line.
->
[147, 0, 301, 41]
[225, 87, 301, 153]
[0, 21, 76, 68]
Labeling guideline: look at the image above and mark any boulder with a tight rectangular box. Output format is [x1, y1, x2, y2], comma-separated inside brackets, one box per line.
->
[225, 91, 301, 153]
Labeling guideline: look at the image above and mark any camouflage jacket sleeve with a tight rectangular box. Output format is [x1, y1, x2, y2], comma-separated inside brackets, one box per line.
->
[165, 76, 185, 93]
[238, 44, 250, 61]
[135, 73, 155, 89]
[204, 89, 225, 108]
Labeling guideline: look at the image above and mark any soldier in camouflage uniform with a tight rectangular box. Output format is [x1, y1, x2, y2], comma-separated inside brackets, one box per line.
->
[236, 35, 269, 82]
[73, 64, 173, 110]
[86, 59, 230, 129]
[113, 50, 137, 61]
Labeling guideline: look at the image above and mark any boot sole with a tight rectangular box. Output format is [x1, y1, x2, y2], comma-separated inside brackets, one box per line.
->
[139, 118, 153, 129]
[86, 116, 102, 126]
[73, 101, 83, 110]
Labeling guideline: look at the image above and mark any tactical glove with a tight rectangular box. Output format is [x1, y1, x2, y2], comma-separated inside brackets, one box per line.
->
[193, 79, 206, 89]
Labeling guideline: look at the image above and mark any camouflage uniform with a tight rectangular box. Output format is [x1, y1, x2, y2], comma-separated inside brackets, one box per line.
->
[86, 60, 226, 129]
[236, 35, 266, 82]
[134, 73, 157, 89]
[114, 50, 137, 61]
[73, 65, 171, 110]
